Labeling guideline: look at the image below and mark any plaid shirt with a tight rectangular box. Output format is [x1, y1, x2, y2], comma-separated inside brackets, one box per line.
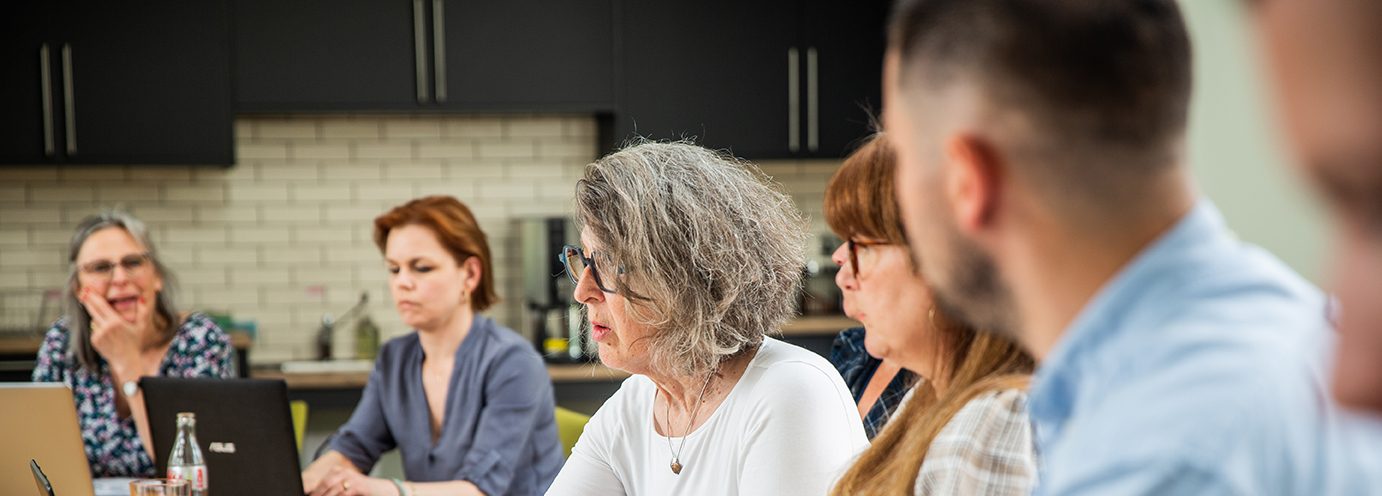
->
[913, 388, 1037, 495]
[829, 327, 916, 439]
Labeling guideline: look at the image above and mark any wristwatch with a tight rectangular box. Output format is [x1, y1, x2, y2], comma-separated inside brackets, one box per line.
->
[121, 380, 139, 398]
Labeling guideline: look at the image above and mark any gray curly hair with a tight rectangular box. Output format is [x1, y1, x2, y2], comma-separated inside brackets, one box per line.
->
[575, 140, 809, 377]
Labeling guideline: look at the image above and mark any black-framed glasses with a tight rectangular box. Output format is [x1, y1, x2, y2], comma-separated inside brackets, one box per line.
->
[560, 244, 620, 294]
[846, 239, 889, 278]
[77, 252, 151, 280]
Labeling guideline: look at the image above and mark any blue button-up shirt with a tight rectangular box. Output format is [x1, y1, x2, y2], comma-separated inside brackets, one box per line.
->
[1029, 201, 1382, 495]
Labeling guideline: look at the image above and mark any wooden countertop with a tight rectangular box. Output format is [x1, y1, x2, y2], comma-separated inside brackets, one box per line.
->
[779, 315, 859, 336]
[0, 331, 253, 355]
[252, 362, 630, 389]
[252, 315, 857, 391]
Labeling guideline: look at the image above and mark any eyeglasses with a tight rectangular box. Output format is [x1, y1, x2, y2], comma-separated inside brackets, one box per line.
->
[77, 253, 151, 281]
[846, 239, 890, 278]
[559, 244, 621, 294]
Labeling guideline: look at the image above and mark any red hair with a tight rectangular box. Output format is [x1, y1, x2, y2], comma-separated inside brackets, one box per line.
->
[373, 196, 499, 312]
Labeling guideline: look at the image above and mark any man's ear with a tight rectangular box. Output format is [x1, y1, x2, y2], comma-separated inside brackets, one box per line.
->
[943, 133, 1003, 235]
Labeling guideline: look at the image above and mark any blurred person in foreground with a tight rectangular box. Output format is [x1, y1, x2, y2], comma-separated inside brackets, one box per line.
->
[884, 0, 1379, 493]
[1253, 0, 1382, 416]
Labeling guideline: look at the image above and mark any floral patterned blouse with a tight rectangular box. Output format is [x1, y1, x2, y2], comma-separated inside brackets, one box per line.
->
[31, 313, 232, 478]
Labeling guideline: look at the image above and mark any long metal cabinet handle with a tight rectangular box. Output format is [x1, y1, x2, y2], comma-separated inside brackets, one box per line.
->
[62, 43, 76, 155]
[40, 44, 54, 157]
[413, 0, 430, 103]
[432, 0, 447, 102]
[787, 48, 800, 153]
[806, 47, 819, 152]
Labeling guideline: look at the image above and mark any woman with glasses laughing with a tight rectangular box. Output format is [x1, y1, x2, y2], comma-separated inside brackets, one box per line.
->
[546, 141, 868, 496]
[32, 210, 232, 478]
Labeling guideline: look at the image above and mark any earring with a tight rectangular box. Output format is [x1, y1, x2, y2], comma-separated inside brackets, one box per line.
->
[928, 307, 937, 327]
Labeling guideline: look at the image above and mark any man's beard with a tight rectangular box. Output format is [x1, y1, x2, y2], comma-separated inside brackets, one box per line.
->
[925, 223, 1018, 339]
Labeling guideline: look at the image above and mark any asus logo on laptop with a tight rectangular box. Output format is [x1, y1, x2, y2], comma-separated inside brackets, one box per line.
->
[209, 442, 237, 454]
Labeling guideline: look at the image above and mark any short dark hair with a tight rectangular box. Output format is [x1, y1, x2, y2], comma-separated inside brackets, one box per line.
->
[888, 0, 1192, 175]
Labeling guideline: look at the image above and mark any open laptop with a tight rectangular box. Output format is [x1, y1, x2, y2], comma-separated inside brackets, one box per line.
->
[0, 383, 94, 496]
[141, 377, 303, 495]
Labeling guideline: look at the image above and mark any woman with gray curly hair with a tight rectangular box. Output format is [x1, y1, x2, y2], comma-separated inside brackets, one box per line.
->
[546, 141, 868, 495]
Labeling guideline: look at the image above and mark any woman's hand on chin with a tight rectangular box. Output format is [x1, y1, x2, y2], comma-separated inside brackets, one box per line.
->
[80, 288, 154, 374]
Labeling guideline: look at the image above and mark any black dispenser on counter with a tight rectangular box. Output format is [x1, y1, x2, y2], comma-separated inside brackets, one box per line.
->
[519, 217, 594, 363]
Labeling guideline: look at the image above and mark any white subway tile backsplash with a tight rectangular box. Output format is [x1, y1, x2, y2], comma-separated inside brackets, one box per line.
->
[478, 141, 536, 159]
[0, 115, 839, 365]
[353, 143, 414, 160]
[59, 166, 128, 181]
[292, 143, 352, 160]
[321, 121, 381, 139]
[383, 162, 445, 181]
[445, 118, 504, 139]
[290, 184, 351, 203]
[383, 119, 443, 139]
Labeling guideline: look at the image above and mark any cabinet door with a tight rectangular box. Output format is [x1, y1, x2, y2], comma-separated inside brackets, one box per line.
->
[616, 0, 799, 159]
[800, 0, 888, 158]
[234, 0, 425, 111]
[0, 2, 57, 164]
[61, 0, 233, 164]
[438, 0, 615, 112]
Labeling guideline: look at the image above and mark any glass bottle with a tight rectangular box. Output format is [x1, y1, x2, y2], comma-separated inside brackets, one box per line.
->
[166, 412, 208, 496]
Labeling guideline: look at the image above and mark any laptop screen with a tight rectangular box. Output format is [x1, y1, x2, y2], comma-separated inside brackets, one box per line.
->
[141, 378, 303, 495]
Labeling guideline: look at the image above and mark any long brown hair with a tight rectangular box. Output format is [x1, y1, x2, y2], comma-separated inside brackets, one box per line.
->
[827, 134, 1035, 495]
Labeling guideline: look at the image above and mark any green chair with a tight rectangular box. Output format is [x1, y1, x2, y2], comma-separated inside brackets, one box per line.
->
[290, 400, 309, 453]
[554, 406, 591, 459]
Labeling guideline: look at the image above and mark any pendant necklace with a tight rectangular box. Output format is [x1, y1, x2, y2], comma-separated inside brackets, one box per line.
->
[661, 373, 715, 475]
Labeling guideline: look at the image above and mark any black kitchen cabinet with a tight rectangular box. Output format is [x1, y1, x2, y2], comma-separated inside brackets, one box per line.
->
[437, 0, 614, 112]
[233, 0, 425, 111]
[0, 2, 53, 164]
[614, 0, 887, 159]
[800, 0, 889, 158]
[234, 0, 616, 113]
[1, 0, 233, 165]
[618, 0, 795, 158]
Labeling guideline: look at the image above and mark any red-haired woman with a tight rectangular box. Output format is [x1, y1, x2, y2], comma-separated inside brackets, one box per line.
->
[302, 196, 562, 496]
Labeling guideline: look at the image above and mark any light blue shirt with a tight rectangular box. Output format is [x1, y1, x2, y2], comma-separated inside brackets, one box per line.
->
[1029, 201, 1382, 495]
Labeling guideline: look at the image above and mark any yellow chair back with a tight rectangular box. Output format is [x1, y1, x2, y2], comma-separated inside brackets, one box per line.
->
[290, 400, 309, 453]
[554, 406, 591, 459]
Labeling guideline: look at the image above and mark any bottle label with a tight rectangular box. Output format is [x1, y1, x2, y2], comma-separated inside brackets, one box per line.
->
[168, 465, 208, 490]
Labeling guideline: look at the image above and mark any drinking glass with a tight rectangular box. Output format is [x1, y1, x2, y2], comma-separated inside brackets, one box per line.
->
[129, 479, 189, 496]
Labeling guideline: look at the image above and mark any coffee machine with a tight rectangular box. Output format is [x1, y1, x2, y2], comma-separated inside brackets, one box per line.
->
[518, 217, 592, 362]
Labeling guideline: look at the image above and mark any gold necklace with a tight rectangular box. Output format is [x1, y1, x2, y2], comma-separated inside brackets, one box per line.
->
[660, 374, 715, 475]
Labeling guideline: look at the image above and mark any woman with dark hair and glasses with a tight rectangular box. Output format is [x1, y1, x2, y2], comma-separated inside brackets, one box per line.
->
[827, 134, 1036, 495]
[301, 195, 561, 496]
[32, 210, 232, 478]
[546, 141, 867, 495]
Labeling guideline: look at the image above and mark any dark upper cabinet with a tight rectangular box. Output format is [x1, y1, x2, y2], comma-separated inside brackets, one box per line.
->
[618, 0, 796, 158]
[614, 0, 887, 159]
[437, 0, 614, 112]
[0, 2, 54, 164]
[234, 0, 615, 113]
[800, 0, 888, 158]
[0, 0, 233, 165]
[233, 0, 425, 111]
